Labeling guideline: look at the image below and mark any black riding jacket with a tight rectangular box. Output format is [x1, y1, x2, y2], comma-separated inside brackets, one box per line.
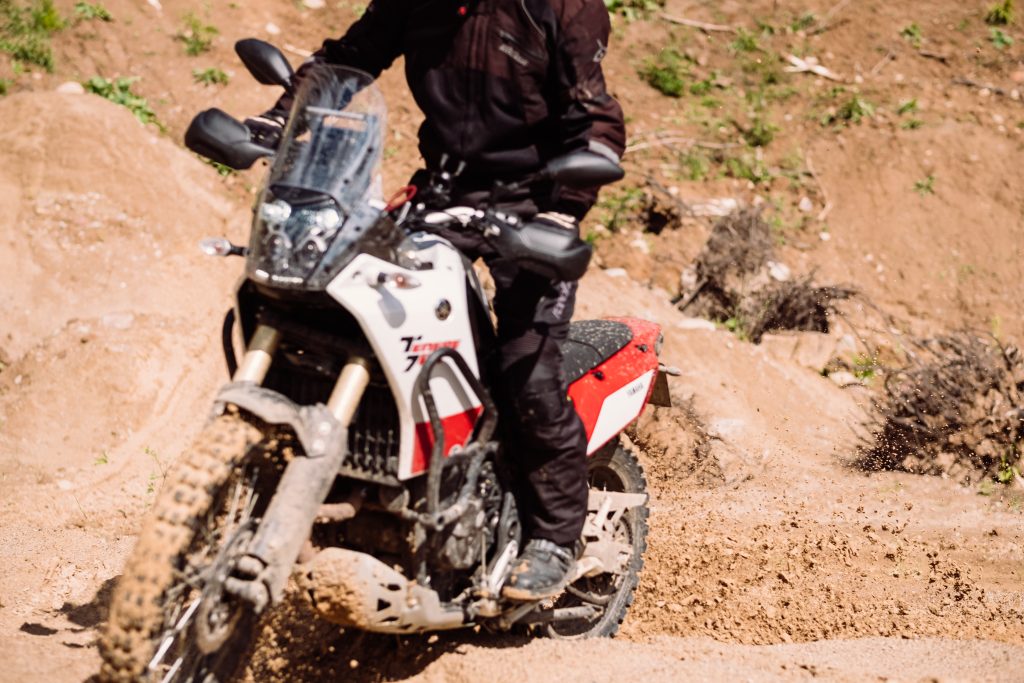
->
[305, 0, 626, 218]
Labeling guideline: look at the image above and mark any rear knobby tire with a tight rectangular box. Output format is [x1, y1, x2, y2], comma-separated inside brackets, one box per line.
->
[99, 411, 264, 683]
[545, 439, 649, 639]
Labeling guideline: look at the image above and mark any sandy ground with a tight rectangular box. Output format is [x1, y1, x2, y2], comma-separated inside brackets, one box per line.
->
[2, 0, 1023, 680]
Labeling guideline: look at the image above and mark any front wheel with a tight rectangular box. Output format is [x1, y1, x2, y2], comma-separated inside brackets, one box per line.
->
[544, 440, 649, 638]
[99, 411, 271, 683]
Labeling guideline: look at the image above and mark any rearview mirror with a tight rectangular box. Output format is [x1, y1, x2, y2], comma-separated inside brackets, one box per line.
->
[544, 151, 625, 188]
[235, 38, 294, 89]
[184, 108, 274, 170]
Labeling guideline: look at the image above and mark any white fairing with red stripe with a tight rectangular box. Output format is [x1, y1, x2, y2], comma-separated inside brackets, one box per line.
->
[326, 233, 481, 480]
[585, 370, 654, 453]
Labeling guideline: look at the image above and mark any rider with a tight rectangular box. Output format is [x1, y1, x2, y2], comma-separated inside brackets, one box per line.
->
[248, 0, 625, 601]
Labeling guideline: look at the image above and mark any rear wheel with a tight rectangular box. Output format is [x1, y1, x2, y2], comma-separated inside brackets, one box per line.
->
[544, 440, 649, 638]
[99, 411, 272, 683]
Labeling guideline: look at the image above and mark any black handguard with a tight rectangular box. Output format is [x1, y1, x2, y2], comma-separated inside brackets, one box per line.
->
[487, 211, 593, 282]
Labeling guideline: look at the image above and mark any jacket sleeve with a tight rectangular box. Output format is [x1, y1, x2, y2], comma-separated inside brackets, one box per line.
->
[318, 0, 406, 77]
[271, 0, 405, 112]
[549, 0, 626, 219]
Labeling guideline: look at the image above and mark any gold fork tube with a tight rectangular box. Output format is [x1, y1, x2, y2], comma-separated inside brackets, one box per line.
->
[233, 325, 282, 384]
[327, 356, 371, 427]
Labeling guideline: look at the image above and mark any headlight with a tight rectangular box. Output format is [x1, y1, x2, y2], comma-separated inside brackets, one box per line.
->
[260, 199, 292, 225]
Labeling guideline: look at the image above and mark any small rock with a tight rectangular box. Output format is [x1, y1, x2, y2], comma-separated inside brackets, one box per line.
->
[819, 231, 831, 242]
[303, 0, 326, 7]
[766, 260, 791, 282]
[603, 267, 628, 278]
[265, 22, 281, 35]
[56, 81, 85, 94]
[667, 602, 684, 613]
[57, 480, 73, 491]
[1012, 69, 1024, 84]
[797, 196, 814, 213]
[146, 0, 162, 9]
[829, 370, 859, 387]
[101, 312, 135, 330]
[690, 197, 739, 217]
[675, 317, 717, 332]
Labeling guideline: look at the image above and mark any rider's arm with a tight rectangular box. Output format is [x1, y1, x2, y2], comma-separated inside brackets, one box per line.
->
[317, 0, 407, 77]
[548, 0, 626, 220]
[264, 0, 406, 117]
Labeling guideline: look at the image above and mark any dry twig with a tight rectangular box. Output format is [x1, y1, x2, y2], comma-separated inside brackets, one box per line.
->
[660, 13, 736, 33]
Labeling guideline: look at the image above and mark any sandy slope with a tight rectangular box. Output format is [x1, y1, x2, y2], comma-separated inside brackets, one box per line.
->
[1, 0, 1023, 679]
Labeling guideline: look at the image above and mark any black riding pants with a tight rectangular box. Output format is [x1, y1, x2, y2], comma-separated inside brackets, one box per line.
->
[435, 226, 590, 547]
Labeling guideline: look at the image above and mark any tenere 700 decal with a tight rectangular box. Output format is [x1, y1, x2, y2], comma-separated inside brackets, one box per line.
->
[400, 336, 462, 372]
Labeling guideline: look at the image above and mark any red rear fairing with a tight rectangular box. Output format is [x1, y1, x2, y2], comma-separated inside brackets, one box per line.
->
[568, 317, 662, 454]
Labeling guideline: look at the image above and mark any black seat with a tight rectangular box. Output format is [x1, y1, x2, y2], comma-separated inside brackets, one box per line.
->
[560, 320, 633, 384]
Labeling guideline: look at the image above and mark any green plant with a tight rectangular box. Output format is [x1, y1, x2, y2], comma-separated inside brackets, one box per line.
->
[985, 0, 1015, 25]
[193, 66, 229, 85]
[689, 73, 715, 96]
[639, 48, 688, 97]
[722, 315, 751, 342]
[989, 27, 1014, 49]
[914, 174, 936, 196]
[901, 118, 924, 130]
[730, 28, 760, 53]
[821, 95, 875, 127]
[790, 12, 816, 32]
[204, 158, 236, 176]
[851, 353, 878, 382]
[0, 78, 8, 95]
[679, 149, 710, 181]
[178, 12, 217, 56]
[897, 98, 918, 115]
[94, 451, 110, 465]
[722, 152, 773, 184]
[996, 462, 1021, 483]
[604, 0, 662, 20]
[595, 185, 645, 230]
[83, 76, 162, 128]
[0, 0, 64, 70]
[741, 116, 778, 147]
[900, 22, 923, 48]
[74, 1, 110, 21]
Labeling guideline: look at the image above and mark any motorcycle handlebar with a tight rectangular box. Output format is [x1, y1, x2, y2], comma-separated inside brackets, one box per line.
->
[405, 206, 592, 282]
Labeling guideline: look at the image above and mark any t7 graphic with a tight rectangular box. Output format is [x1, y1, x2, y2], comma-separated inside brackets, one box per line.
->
[400, 336, 462, 372]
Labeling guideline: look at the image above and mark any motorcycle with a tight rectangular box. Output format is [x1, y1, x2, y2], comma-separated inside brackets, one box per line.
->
[99, 39, 672, 683]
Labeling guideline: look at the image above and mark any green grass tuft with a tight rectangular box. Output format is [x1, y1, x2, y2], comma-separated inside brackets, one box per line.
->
[0, 0, 64, 71]
[178, 12, 217, 56]
[83, 76, 163, 129]
[74, 1, 110, 21]
[193, 66, 229, 85]
[639, 48, 689, 97]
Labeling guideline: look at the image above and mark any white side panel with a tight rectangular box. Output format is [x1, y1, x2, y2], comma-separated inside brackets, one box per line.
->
[326, 238, 481, 479]
[585, 370, 655, 454]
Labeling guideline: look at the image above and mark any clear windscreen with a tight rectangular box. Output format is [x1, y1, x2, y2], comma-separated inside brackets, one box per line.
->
[246, 65, 396, 290]
[268, 65, 385, 210]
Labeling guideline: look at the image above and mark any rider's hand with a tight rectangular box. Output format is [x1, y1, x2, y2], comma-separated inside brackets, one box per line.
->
[244, 109, 288, 150]
[532, 211, 579, 234]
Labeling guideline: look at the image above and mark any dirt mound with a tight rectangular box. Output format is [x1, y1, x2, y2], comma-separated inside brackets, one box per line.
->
[860, 333, 1024, 484]
[0, 91, 246, 681]
[0, 90, 242, 360]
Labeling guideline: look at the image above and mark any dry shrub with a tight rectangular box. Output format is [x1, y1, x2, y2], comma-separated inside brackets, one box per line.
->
[679, 208, 854, 342]
[860, 333, 1024, 484]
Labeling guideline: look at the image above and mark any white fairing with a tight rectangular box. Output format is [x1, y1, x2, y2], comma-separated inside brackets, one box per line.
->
[326, 233, 481, 480]
[586, 370, 655, 454]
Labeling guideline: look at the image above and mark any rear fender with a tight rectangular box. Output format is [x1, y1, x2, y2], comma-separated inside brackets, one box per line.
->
[568, 318, 663, 454]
